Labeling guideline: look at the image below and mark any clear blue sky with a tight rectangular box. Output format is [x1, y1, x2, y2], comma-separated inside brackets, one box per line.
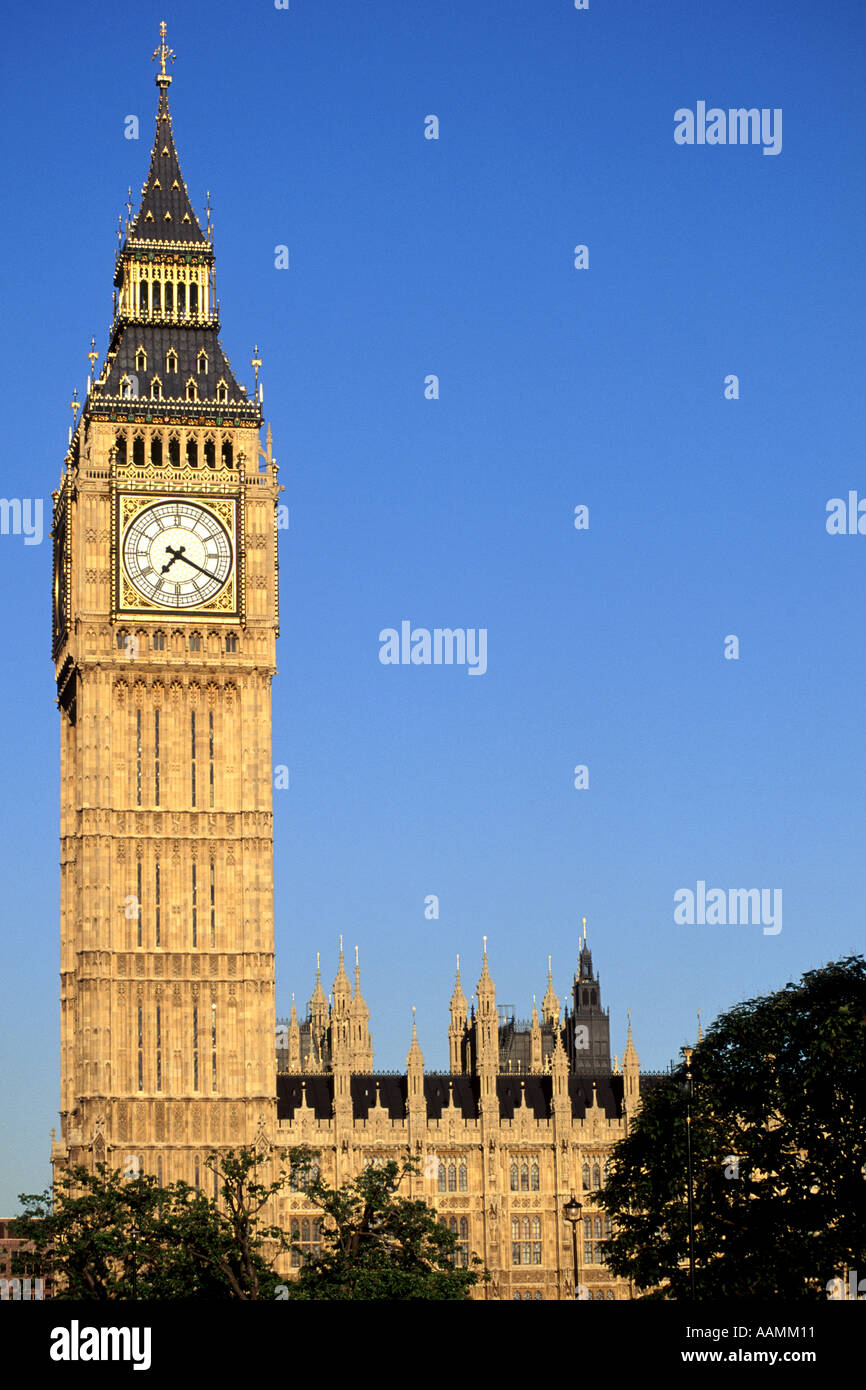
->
[1, 0, 864, 1210]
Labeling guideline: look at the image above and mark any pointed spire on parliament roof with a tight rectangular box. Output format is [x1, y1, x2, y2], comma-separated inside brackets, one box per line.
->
[332, 935, 352, 1001]
[542, 954, 560, 1024]
[126, 23, 207, 249]
[407, 1007, 424, 1070]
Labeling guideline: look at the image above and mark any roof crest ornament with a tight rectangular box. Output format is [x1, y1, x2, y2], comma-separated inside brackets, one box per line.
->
[152, 21, 176, 88]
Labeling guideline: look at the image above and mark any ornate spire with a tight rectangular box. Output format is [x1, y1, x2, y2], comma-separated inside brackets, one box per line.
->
[332, 935, 351, 1001]
[542, 955, 560, 1025]
[450, 954, 468, 1014]
[121, 24, 205, 249]
[577, 920, 594, 982]
[407, 1007, 424, 1069]
[477, 937, 495, 1000]
[623, 1008, 639, 1065]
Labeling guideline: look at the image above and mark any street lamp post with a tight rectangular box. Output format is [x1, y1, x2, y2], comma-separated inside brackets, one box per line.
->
[682, 1046, 696, 1301]
[563, 1195, 583, 1300]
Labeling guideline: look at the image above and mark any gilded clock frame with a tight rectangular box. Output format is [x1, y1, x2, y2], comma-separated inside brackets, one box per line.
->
[112, 489, 245, 622]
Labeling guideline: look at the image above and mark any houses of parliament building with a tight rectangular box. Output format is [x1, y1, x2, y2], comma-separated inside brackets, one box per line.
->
[50, 26, 656, 1301]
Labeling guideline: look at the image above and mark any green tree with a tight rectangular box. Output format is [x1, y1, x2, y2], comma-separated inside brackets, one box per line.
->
[281, 1148, 486, 1300]
[599, 955, 866, 1299]
[10, 1146, 291, 1299]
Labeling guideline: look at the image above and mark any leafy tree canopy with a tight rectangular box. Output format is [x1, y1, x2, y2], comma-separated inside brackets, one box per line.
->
[10, 1147, 291, 1299]
[281, 1148, 487, 1300]
[599, 955, 866, 1298]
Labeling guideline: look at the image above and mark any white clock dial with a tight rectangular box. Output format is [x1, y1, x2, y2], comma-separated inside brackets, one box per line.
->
[122, 500, 232, 609]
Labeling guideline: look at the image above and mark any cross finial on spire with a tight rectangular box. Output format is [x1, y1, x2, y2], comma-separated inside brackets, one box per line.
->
[582, 916, 587, 942]
[152, 21, 175, 87]
[88, 336, 98, 375]
[251, 345, 262, 386]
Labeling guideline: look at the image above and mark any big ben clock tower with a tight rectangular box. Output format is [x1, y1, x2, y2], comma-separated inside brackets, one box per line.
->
[51, 25, 280, 1188]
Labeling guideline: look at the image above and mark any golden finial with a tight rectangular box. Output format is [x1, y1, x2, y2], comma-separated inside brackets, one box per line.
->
[582, 916, 587, 942]
[70, 388, 80, 425]
[88, 336, 98, 376]
[251, 345, 262, 386]
[116, 214, 123, 249]
[152, 21, 176, 87]
[126, 186, 133, 231]
[697, 1008, 703, 1043]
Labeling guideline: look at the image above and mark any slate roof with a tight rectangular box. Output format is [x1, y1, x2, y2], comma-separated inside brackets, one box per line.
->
[127, 86, 207, 247]
[98, 323, 245, 404]
[275, 1071, 665, 1123]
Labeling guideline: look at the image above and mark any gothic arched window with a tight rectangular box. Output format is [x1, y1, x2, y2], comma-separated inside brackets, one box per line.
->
[447, 1162, 457, 1192]
[530, 1162, 539, 1190]
[166, 348, 178, 373]
[437, 1163, 446, 1194]
[221, 439, 233, 468]
[582, 1162, 590, 1189]
[458, 1162, 467, 1191]
[510, 1163, 519, 1191]
[520, 1163, 529, 1191]
[186, 378, 198, 402]
[592, 1163, 601, 1190]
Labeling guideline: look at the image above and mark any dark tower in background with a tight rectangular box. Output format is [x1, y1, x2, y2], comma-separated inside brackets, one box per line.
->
[565, 923, 611, 1075]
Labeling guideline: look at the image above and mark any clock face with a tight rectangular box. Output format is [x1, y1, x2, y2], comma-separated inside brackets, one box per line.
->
[122, 500, 233, 609]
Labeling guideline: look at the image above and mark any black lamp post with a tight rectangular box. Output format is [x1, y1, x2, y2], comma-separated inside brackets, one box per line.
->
[563, 1195, 583, 1300]
[682, 1046, 696, 1300]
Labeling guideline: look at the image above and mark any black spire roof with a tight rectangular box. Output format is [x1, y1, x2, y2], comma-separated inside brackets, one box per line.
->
[84, 24, 259, 424]
[127, 85, 207, 247]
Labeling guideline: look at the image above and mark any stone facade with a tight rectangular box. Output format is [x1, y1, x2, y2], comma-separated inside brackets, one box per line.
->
[273, 939, 652, 1301]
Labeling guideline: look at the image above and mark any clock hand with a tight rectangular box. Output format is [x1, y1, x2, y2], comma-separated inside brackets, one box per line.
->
[170, 547, 219, 582]
[161, 544, 185, 574]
